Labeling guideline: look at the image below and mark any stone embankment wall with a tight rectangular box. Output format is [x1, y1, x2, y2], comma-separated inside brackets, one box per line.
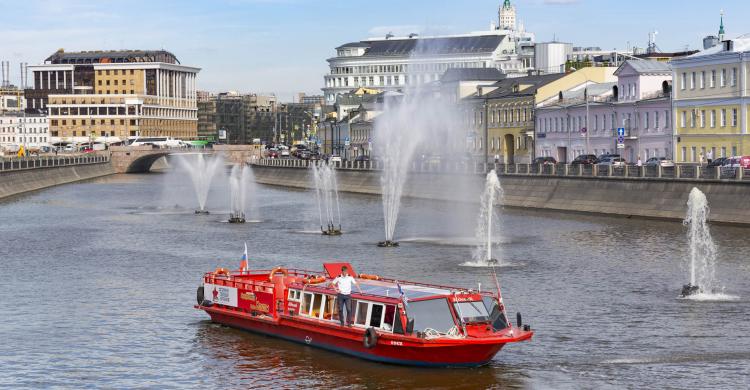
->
[0, 163, 115, 200]
[250, 165, 750, 225]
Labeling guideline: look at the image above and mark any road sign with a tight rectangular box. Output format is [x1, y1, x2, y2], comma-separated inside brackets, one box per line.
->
[617, 143, 625, 149]
[617, 135, 625, 143]
[580, 127, 587, 134]
[617, 127, 625, 137]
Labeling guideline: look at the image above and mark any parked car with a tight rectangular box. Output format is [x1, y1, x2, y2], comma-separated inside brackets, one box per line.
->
[298, 150, 311, 160]
[707, 157, 728, 167]
[267, 148, 279, 158]
[644, 157, 675, 167]
[571, 154, 598, 165]
[599, 157, 626, 167]
[532, 156, 557, 165]
[280, 149, 291, 158]
[723, 156, 750, 169]
[63, 145, 76, 152]
[354, 155, 370, 162]
[598, 153, 620, 161]
[329, 156, 342, 163]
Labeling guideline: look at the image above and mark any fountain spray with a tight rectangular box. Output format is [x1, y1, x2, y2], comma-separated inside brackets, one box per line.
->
[178, 154, 223, 214]
[682, 187, 717, 296]
[312, 162, 342, 235]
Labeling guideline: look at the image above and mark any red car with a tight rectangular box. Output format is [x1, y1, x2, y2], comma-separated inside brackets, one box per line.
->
[267, 149, 279, 158]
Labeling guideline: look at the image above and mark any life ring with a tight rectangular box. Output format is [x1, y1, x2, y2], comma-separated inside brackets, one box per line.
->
[358, 273, 380, 281]
[363, 327, 378, 349]
[214, 268, 230, 277]
[269, 267, 289, 281]
[304, 275, 326, 284]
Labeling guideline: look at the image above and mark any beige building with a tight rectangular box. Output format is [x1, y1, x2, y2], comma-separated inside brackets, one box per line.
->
[671, 38, 750, 161]
[26, 49, 200, 144]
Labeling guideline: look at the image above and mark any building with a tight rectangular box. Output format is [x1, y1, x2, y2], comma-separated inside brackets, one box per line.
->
[1, 86, 25, 113]
[536, 60, 673, 162]
[535, 42, 572, 74]
[0, 113, 50, 151]
[322, 0, 535, 103]
[197, 97, 217, 141]
[297, 93, 325, 105]
[213, 92, 278, 144]
[26, 49, 200, 144]
[671, 37, 750, 162]
[470, 67, 617, 163]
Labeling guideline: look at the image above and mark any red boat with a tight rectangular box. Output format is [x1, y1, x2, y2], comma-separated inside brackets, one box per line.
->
[195, 262, 533, 367]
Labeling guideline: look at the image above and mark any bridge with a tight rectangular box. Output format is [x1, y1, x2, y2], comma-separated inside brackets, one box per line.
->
[110, 144, 263, 173]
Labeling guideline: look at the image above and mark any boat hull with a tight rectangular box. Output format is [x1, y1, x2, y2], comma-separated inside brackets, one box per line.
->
[204, 307, 517, 367]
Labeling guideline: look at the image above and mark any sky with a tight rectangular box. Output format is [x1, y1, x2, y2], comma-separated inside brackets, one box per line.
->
[1, 0, 747, 102]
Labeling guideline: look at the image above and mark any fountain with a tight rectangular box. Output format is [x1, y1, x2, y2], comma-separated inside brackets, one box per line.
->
[228, 164, 250, 223]
[466, 170, 504, 266]
[178, 154, 223, 214]
[681, 187, 717, 297]
[312, 162, 342, 235]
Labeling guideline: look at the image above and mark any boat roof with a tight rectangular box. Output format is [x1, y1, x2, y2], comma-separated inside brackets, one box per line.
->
[358, 279, 453, 300]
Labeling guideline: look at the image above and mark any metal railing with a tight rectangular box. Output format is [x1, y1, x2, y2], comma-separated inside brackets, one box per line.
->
[250, 158, 750, 182]
[0, 154, 110, 172]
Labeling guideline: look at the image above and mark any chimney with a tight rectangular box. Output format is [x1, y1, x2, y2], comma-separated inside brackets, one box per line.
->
[724, 40, 733, 51]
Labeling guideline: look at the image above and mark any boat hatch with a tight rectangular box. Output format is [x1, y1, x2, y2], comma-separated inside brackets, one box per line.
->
[323, 262, 356, 278]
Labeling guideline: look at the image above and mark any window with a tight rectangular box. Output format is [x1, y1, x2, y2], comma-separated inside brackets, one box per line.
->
[680, 73, 686, 90]
[732, 108, 738, 127]
[720, 69, 726, 87]
[721, 146, 727, 157]
[655, 111, 659, 129]
[731, 68, 737, 87]
[408, 298, 456, 334]
[644, 112, 649, 129]
[700, 110, 706, 127]
[699, 71, 705, 89]
[691, 146, 697, 162]
[690, 110, 696, 128]
[690, 72, 695, 89]
[710, 110, 716, 128]
[681, 147, 687, 162]
[680, 111, 686, 128]
[721, 109, 727, 127]
[454, 301, 490, 323]
[710, 70, 716, 88]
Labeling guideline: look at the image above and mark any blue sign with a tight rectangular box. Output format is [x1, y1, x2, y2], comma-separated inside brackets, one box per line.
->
[617, 135, 625, 143]
[617, 127, 625, 137]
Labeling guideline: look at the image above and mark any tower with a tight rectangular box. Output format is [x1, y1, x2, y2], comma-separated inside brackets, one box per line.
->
[498, 0, 516, 31]
[718, 10, 725, 41]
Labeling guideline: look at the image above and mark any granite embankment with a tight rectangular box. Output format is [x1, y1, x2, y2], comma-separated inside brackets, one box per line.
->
[250, 164, 750, 225]
[0, 162, 115, 200]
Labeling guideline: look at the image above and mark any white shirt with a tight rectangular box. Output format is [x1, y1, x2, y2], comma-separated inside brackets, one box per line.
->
[333, 275, 357, 295]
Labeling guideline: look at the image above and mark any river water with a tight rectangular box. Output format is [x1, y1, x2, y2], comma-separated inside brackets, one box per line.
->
[1, 169, 749, 389]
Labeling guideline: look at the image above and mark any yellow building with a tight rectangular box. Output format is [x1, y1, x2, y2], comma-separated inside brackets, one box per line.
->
[474, 67, 616, 163]
[27, 50, 200, 144]
[671, 38, 750, 161]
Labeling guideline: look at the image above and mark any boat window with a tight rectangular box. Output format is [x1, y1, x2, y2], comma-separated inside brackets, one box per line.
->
[407, 298, 456, 334]
[354, 301, 369, 326]
[454, 301, 490, 323]
[369, 304, 384, 328]
[311, 293, 324, 318]
[301, 292, 314, 315]
[288, 289, 301, 301]
[482, 296, 509, 330]
[322, 295, 338, 322]
[382, 305, 396, 331]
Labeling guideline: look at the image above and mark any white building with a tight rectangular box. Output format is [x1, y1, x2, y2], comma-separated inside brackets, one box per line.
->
[0, 114, 50, 151]
[322, 0, 535, 103]
[535, 42, 573, 74]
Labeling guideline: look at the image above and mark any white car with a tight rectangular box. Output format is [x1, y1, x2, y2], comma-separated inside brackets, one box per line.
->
[280, 149, 290, 157]
[599, 157, 626, 167]
[645, 157, 675, 167]
[329, 156, 342, 163]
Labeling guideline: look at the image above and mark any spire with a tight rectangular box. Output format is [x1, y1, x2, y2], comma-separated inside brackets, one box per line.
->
[503, 0, 512, 9]
[718, 10, 725, 40]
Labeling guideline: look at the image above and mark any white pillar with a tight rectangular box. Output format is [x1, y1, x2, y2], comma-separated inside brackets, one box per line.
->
[63, 71, 67, 89]
[47, 71, 51, 90]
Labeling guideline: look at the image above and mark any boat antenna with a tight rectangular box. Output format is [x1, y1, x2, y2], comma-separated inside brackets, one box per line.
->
[489, 262, 511, 330]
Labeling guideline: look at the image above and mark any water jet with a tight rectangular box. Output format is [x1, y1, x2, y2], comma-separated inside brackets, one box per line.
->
[312, 163, 343, 236]
[682, 187, 717, 296]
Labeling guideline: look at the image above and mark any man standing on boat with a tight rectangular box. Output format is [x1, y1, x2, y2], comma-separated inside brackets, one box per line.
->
[332, 266, 361, 326]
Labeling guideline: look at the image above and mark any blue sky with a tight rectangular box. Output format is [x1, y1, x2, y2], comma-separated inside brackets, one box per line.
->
[0, 0, 746, 101]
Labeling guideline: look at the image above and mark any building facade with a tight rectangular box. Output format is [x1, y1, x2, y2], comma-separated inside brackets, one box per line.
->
[671, 38, 750, 162]
[197, 97, 217, 141]
[535, 61, 672, 162]
[322, 1, 534, 104]
[0, 114, 49, 151]
[26, 49, 199, 143]
[213, 92, 278, 144]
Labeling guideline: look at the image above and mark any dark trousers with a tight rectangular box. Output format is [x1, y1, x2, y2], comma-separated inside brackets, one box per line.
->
[337, 293, 353, 326]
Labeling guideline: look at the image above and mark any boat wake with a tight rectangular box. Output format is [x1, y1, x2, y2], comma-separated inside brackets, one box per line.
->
[678, 291, 740, 302]
[460, 259, 520, 268]
[399, 236, 510, 247]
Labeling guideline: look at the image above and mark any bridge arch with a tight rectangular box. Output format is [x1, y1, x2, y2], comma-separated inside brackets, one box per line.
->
[125, 152, 171, 173]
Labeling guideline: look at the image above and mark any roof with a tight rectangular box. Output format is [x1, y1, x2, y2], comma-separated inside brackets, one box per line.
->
[686, 37, 750, 58]
[336, 42, 371, 50]
[359, 35, 504, 57]
[358, 279, 452, 300]
[45, 49, 180, 64]
[559, 82, 616, 100]
[480, 73, 568, 99]
[615, 60, 671, 75]
[441, 68, 505, 83]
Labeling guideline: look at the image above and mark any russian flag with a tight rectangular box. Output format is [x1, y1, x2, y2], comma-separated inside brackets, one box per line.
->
[239, 242, 248, 272]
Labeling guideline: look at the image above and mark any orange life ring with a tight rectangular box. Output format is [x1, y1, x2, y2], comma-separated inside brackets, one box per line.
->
[269, 267, 289, 281]
[358, 273, 380, 281]
[304, 275, 326, 284]
[214, 267, 231, 277]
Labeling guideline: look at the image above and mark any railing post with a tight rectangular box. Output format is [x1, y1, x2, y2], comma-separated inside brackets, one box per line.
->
[716, 166, 721, 180]
[738, 167, 744, 181]
[696, 165, 701, 179]
[657, 165, 662, 178]
[676, 165, 681, 178]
